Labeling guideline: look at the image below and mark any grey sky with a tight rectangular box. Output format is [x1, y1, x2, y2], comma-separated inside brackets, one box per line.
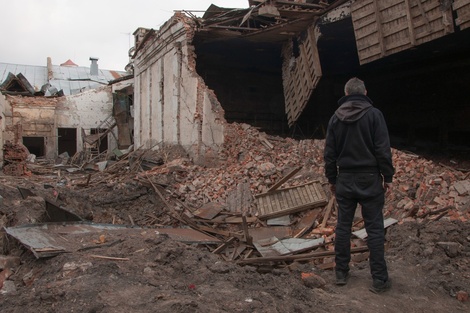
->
[0, 0, 248, 71]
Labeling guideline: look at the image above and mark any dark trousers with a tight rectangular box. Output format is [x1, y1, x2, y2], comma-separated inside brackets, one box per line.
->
[334, 172, 388, 282]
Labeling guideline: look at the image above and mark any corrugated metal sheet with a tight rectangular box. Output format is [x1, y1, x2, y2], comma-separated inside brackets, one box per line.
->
[0, 63, 47, 92]
[0, 62, 127, 96]
[5, 222, 221, 258]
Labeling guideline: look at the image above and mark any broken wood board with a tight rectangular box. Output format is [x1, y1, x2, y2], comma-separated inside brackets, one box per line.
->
[226, 182, 253, 213]
[266, 166, 301, 193]
[267, 215, 291, 226]
[253, 237, 325, 258]
[255, 181, 327, 220]
[193, 202, 224, 220]
[352, 217, 398, 239]
[5, 222, 220, 258]
[292, 208, 321, 238]
[248, 226, 292, 242]
[238, 246, 369, 265]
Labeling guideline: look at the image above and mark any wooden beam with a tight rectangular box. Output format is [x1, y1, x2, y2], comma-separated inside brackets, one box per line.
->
[372, 0, 386, 57]
[237, 246, 369, 264]
[267, 166, 302, 193]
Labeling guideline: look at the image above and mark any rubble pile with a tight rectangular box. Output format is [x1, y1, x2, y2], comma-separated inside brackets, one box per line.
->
[0, 123, 469, 309]
[161, 123, 326, 207]
[2, 141, 31, 176]
[135, 123, 469, 225]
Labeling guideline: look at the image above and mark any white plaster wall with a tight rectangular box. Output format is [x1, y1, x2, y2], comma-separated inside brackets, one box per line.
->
[150, 60, 163, 144]
[133, 13, 226, 157]
[139, 70, 151, 148]
[56, 86, 117, 153]
[162, 50, 179, 145]
[134, 74, 141, 148]
[202, 90, 224, 147]
[179, 55, 200, 147]
[0, 95, 6, 163]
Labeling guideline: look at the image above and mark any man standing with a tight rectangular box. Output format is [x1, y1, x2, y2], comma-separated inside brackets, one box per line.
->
[324, 77, 394, 293]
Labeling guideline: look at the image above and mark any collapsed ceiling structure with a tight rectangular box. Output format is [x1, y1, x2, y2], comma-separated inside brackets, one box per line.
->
[190, 0, 470, 148]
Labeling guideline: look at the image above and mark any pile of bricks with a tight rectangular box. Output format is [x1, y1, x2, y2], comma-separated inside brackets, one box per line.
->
[2, 141, 31, 176]
[148, 123, 469, 223]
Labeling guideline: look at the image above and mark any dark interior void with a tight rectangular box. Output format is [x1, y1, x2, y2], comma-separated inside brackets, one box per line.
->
[58, 128, 77, 156]
[193, 17, 470, 152]
[91, 128, 109, 153]
[23, 137, 45, 157]
[193, 37, 289, 134]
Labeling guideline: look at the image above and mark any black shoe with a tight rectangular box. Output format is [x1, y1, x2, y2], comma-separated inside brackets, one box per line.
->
[335, 271, 350, 286]
[369, 279, 392, 294]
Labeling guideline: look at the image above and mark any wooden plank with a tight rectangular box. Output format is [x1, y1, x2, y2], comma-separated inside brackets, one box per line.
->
[267, 166, 302, 193]
[373, 0, 386, 57]
[274, 192, 284, 212]
[295, 186, 306, 206]
[237, 246, 369, 265]
[292, 208, 321, 238]
[320, 196, 335, 229]
[256, 182, 327, 220]
[453, 0, 470, 10]
[404, 0, 417, 46]
[284, 186, 295, 209]
[301, 184, 314, 204]
[306, 183, 321, 202]
[352, 0, 456, 65]
[307, 24, 322, 78]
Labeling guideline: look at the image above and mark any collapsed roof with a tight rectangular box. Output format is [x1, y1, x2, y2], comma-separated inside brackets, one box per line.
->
[188, 0, 470, 146]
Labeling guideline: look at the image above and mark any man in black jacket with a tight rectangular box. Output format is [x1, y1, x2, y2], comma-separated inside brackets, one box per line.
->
[324, 77, 394, 293]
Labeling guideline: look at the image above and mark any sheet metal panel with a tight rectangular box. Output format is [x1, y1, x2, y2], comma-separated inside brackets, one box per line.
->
[0, 62, 126, 96]
[5, 222, 221, 258]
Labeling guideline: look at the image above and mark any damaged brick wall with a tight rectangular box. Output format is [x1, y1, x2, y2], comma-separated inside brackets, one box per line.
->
[2, 86, 117, 160]
[132, 12, 226, 164]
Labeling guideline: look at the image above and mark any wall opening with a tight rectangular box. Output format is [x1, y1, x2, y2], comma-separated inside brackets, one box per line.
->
[193, 37, 288, 136]
[91, 128, 108, 153]
[22, 137, 45, 157]
[58, 128, 77, 156]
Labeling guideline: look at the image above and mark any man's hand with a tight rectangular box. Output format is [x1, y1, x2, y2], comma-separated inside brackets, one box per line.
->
[329, 183, 336, 194]
[384, 182, 392, 196]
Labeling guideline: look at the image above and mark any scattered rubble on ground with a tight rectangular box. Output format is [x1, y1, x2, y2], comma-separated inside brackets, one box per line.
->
[0, 123, 469, 312]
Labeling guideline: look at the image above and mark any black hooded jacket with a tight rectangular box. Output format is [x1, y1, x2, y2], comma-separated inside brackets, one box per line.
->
[324, 94, 394, 184]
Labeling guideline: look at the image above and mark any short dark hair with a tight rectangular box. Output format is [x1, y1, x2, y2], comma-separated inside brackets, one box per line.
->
[344, 77, 366, 95]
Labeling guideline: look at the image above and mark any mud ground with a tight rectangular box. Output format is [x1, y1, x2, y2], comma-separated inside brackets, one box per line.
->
[0, 133, 469, 312]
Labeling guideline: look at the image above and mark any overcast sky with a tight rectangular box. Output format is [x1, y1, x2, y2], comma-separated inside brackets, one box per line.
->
[0, 0, 249, 71]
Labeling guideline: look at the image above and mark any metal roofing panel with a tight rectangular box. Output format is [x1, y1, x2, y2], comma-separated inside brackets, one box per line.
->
[5, 222, 221, 258]
[1, 62, 126, 96]
[0, 63, 47, 92]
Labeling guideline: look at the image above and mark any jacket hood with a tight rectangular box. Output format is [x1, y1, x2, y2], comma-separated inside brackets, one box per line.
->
[335, 94, 373, 123]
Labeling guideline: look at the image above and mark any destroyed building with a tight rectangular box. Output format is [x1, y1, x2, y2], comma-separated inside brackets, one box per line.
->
[131, 0, 470, 161]
[1, 1, 470, 309]
[0, 57, 132, 168]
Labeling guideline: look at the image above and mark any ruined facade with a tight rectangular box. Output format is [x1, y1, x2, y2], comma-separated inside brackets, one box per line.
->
[0, 59, 130, 164]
